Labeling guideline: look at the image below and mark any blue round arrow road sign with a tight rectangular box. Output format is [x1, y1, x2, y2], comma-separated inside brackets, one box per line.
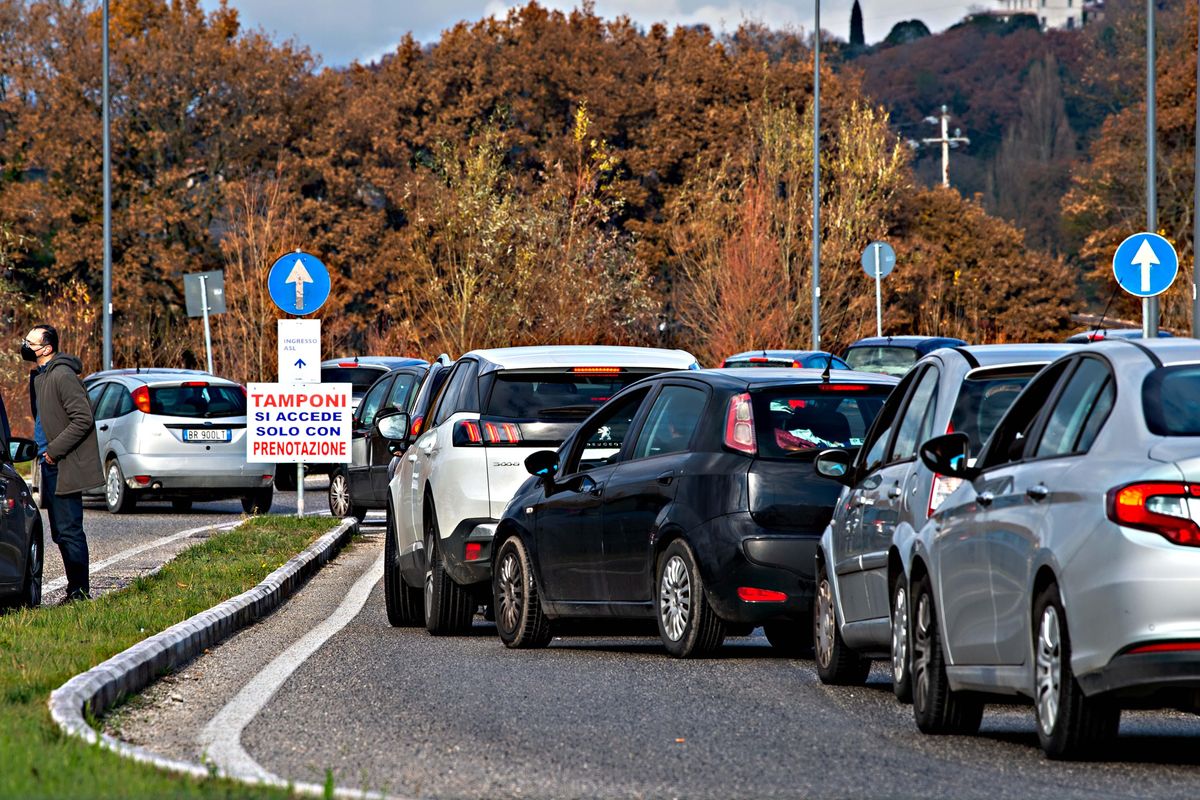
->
[1112, 233, 1178, 298]
[268, 251, 331, 315]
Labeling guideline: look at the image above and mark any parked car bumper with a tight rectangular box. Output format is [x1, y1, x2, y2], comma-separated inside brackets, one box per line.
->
[110, 453, 273, 491]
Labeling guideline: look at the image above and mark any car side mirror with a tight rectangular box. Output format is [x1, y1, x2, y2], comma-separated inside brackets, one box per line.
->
[524, 450, 559, 478]
[918, 432, 979, 480]
[815, 448, 854, 485]
[376, 412, 411, 454]
[9, 438, 37, 464]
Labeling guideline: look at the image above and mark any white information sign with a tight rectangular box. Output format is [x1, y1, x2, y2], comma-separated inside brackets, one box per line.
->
[277, 319, 321, 383]
[246, 383, 352, 464]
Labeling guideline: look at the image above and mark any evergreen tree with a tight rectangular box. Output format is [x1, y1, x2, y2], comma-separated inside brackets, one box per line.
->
[850, 1, 865, 46]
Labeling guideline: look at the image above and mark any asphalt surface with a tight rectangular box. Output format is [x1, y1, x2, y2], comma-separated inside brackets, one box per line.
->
[40, 475, 332, 603]
[110, 529, 1200, 800]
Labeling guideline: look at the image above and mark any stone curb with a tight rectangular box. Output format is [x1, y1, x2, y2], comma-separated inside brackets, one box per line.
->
[47, 516, 383, 799]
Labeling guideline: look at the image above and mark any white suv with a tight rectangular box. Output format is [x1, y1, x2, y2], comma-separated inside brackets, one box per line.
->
[384, 346, 698, 633]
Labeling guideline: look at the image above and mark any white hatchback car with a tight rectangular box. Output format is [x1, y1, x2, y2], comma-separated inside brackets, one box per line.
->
[384, 346, 698, 633]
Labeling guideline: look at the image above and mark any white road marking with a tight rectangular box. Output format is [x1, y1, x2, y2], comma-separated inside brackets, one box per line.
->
[198, 551, 385, 787]
[44, 520, 241, 594]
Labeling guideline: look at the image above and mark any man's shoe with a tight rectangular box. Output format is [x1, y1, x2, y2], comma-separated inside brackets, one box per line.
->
[58, 590, 92, 606]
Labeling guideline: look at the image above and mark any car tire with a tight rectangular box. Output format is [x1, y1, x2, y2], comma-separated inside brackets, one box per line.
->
[241, 487, 273, 515]
[105, 460, 137, 514]
[274, 466, 298, 491]
[171, 499, 193, 513]
[1033, 584, 1119, 759]
[813, 560, 871, 685]
[328, 471, 367, 522]
[12, 522, 43, 609]
[911, 572, 984, 735]
[764, 618, 814, 657]
[384, 502, 422, 627]
[891, 575, 914, 703]
[493, 535, 552, 648]
[656, 540, 726, 658]
[422, 504, 474, 635]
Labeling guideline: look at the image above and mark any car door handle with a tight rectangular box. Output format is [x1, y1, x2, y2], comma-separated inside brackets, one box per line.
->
[977, 491, 995, 508]
[656, 471, 674, 486]
[887, 484, 902, 499]
[99, 424, 109, 432]
[1026, 484, 1050, 502]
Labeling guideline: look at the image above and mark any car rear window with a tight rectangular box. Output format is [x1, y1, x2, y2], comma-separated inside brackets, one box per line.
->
[724, 358, 794, 369]
[751, 385, 891, 458]
[485, 371, 648, 420]
[1143, 365, 1200, 436]
[149, 385, 245, 418]
[845, 347, 919, 376]
[948, 371, 1037, 455]
[320, 367, 385, 394]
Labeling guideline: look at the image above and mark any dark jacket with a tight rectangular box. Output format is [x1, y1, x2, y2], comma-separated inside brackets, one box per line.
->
[32, 354, 103, 495]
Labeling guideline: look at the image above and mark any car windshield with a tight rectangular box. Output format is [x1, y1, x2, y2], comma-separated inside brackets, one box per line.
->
[751, 385, 890, 458]
[948, 372, 1037, 455]
[149, 385, 245, 418]
[1143, 365, 1200, 436]
[486, 372, 647, 420]
[321, 367, 384, 395]
[844, 346, 919, 376]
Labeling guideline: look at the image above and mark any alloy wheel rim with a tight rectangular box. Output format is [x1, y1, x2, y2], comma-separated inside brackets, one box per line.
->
[330, 475, 350, 517]
[423, 538, 435, 624]
[497, 551, 523, 634]
[659, 555, 691, 642]
[1035, 606, 1062, 736]
[105, 465, 122, 508]
[815, 578, 835, 668]
[892, 584, 909, 686]
[912, 591, 933, 712]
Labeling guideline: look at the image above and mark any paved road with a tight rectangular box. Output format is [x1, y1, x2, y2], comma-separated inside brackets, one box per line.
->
[40, 476, 338, 603]
[111, 532, 1200, 799]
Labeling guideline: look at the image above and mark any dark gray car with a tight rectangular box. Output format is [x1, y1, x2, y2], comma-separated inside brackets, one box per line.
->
[813, 344, 1078, 699]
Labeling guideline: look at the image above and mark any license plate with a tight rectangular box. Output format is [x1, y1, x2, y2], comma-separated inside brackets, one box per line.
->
[185, 428, 231, 442]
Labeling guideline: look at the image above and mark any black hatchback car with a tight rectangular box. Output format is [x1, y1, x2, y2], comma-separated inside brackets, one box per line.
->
[491, 368, 898, 658]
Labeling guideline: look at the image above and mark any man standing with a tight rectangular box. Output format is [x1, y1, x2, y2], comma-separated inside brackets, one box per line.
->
[24, 325, 102, 602]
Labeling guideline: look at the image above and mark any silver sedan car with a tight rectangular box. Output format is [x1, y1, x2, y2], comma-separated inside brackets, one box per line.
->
[906, 338, 1200, 759]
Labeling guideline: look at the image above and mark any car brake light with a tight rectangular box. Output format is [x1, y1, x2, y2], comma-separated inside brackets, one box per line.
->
[454, 420, 482, 445]
[737, 587, 787, 602]
[792, 360, 803, 368]
[182, 381, 209, 387]
[723, 392, 756, 455]
[465, 542, 483, 561]
[571, 367, 623, 375]
[131, 386, 151, 413]
[1126, 641, 1200, 655]
[411, 415, 424, 437]
[1107, 482, 1200, 546]
[749, 357, 769, 363]
[453, 420, 522, 446]
[338, 361, 358, 367]
[819, 384, 869, 391]
[482, 421, 521, 444]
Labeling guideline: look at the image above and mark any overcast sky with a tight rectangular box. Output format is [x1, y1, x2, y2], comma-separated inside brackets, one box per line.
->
[200, 1, 976, 67]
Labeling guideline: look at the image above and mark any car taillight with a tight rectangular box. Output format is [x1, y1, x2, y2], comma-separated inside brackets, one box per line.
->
[131, 386, 151, 413]
[723, 392, 756, 455]
[453, 419, 522, 446]
[410, 415, 424, 437]
[928, 475, 963, 516]
[1107, 482, 1200, 546]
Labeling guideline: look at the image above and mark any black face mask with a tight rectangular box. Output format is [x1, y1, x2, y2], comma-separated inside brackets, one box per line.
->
[21, 343, 39, 362]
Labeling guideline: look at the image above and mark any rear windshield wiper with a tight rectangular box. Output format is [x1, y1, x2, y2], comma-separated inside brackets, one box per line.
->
[535, 405, 598, 418]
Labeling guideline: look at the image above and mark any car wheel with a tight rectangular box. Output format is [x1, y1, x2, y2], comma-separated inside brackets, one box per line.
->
[384, 500, 422, 627]
[105, 460, 137, 514]
[764, 619, 813, 657]
[171, 499, 193, 512]
[17, 522, 43, 609]
[422, 504, 474, 635]
[274, 466, 297, 491]
[493, 535, 552, 648]
[911, 572, 984, 735]
[656, 540, 725, 658]
[328, 472, 367, 522]
[891, 575, 914, 703]
[813, 561, 871, 685]
[241, 487, 273, 515]
[1033, 584, 1119, 759]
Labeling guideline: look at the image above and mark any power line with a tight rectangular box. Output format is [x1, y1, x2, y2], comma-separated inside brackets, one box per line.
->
[911, 104, 970, 188]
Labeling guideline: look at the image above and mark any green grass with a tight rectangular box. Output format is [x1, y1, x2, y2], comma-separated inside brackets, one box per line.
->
[0, 515, 338, 799]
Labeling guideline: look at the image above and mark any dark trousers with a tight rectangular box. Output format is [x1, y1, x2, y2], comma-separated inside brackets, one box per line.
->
[42, 461, 89, 598]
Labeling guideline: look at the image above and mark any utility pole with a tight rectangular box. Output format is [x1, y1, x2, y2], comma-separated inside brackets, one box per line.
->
[921, 105, 970, 188]
[1145, 0, 1158, 338]
[811, 0, 821, 350]
[102, 0, 112, 370]
[1193, 0, 1199, 337]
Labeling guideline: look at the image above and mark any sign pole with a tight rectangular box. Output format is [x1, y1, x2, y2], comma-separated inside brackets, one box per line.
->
[296, 464, 304, 519]
[874, 244, 883, 337]
[199, 274, 214, 375]
[1144, 0, 1158, 338]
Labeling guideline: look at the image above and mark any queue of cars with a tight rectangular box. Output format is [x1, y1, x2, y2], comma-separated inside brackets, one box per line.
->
[364, 335, 1200, 761]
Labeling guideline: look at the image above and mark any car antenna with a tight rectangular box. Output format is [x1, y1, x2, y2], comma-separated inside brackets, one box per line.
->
[1089, 285, 1120, 342]
[821, 353, 833, 384]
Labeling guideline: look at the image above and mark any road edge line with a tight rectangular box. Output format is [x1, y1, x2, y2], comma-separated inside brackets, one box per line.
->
[47, 516, 376, 799]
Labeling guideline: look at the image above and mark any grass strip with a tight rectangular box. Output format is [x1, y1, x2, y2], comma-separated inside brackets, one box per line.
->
[0, 515, 337, 799]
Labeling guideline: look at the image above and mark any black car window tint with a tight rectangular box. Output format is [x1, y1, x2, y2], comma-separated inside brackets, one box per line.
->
[112, 386, 135, 417]
[87, 382, 107, 412]
[386, 373, 419, 411]
[432, 363, 469, 427]
[889, 368, 939, 463]
[95, 384, 123, 420]
[358, 378, 392, 429]
[979, 361, 1072, 469]
[456, 360, 482, 414]
[1143, 365, 1200, 435]
[564, 388, 651, 473]
[632, 385, 707, 460]
[1035, 359, 1113, 458]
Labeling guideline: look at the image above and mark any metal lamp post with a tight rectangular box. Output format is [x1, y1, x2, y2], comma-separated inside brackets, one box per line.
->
[811, 0, 821, 350]
[102, 0, 113, 369]
[1144, 0, 1158, 338]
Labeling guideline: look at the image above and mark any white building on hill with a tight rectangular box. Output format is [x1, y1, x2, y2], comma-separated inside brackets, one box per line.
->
[994, 0, 1104, 30]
